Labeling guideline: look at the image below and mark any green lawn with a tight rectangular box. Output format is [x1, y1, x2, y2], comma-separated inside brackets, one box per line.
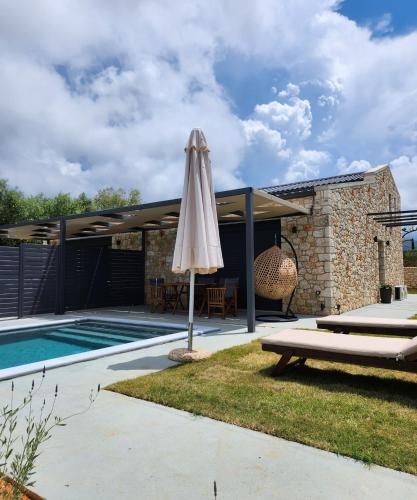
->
[108, 340, 417, 475]
[408, 288, 417, 294]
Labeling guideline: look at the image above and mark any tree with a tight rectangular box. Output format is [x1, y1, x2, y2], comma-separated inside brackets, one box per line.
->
[93, 188, 141, 210]
[0, 179, 26, 225]
[0, 179, 142, 238]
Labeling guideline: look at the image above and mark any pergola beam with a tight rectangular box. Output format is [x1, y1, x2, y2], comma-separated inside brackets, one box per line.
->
[374, 214, 417, 222]
[368, 209, 417, 216]
[384, 220, 417, 228]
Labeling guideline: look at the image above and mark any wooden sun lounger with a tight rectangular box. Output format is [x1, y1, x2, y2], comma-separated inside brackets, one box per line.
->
[261, 329, 417, 376]
[316, 315, 417, 337]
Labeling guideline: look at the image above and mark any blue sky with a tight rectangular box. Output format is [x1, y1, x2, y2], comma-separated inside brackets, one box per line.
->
[0, 0, 416, 209]
[338, 0, 417, 37]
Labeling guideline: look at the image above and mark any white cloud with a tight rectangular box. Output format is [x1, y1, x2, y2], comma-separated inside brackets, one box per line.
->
[0, 0, 416, 208]
[285, 149, 330, 182]
[0, 0, 247, 200]
[389, 156, 417, 209]
[372, 13, 394, 36]
[242, 119, 288, 157]
[336, 157, 372, 173]
[278, 83, 300, 98]
[254, 98, 312, 141]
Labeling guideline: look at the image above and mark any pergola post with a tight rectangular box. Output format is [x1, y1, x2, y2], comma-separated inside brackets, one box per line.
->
[245, 189, 256, 333]
[55, 218, 66, 315]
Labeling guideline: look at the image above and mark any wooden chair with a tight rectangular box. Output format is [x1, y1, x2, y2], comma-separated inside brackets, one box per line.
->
[149, 278, 165, 313]
[207, 288, 227, 319]
[164, 284, 179, 313]
[195, 277, 216, 314]
[207, 279, 238, 319]
[223, 278, 239, 317]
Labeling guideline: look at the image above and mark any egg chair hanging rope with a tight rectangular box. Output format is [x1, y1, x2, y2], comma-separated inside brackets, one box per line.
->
[255, 235, 299, 323]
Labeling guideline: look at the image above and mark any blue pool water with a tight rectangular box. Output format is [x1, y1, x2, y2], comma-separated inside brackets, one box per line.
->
[0, 320, 180, 370]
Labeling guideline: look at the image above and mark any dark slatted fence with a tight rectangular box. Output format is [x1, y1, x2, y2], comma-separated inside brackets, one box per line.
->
[64, 245, 109, 311]
[0, 240, 144, 318]
[64, 241, 144, 311]
[108, 249, 145, 307]
[0, 246, 20, 318]
[21, 244, 58, 316]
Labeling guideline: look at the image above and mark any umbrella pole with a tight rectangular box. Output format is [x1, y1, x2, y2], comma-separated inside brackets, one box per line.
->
[188, 269, 195, 351]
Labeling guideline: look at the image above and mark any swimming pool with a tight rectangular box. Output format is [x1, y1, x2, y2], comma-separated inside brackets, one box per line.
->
[0, 317, 218, 380]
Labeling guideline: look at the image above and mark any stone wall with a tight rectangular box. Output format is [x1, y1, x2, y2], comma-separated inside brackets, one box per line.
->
[329, 167, 403, 313]
[111, 232, 142, 251]
[405, 267, 417, 288]
[280, 195, 326, 315]
[143, 228, 185, 303]
[281, 165, 404, 315]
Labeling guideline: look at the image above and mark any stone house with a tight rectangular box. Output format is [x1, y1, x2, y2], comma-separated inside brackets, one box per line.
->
[139, 164, 404, 316]
[0, 164, 404, 321]
[270, 164, 404, 315]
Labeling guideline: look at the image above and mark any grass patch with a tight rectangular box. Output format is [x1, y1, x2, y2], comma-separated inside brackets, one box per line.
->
[108, 341, 417, 475]
[408, 288, 417, 295]
[410, 314, 417, 320]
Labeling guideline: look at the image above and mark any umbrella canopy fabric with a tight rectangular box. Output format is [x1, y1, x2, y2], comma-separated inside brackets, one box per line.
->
[172, 129, 224, 275]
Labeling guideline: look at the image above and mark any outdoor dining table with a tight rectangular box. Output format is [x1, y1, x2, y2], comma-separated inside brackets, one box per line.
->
[162, 282, 214, 313]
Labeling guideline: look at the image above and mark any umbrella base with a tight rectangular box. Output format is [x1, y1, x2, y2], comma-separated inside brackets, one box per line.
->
[168, 347, 211, 363]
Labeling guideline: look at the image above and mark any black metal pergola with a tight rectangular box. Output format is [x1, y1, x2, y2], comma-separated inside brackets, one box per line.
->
[0, 187, 308, 333]
[368, 209, 417, 228]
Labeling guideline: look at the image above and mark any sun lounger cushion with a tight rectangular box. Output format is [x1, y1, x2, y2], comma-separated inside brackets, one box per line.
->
[317, 315, 417, 330]
[261, 329, 412, 359]
[400, 337, 417, 358]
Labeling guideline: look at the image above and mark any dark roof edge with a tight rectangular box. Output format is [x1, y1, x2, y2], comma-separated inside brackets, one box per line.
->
[261, 171, 366, 199]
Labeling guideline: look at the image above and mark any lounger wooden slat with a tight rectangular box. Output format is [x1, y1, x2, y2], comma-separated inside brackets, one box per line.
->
[316, 315, 417, 337]
[261, 329, 417, 376]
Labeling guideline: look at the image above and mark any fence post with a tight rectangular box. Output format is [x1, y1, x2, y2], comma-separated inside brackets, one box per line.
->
[55, 218, 66, 315]
[18, 243, 25, 318]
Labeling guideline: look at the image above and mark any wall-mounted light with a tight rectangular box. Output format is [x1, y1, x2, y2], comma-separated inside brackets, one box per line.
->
[315, 290, 321, 296]
[386, 240, 390, 246]
[292, 226, 298, 234]
[373, 236, 378, 243]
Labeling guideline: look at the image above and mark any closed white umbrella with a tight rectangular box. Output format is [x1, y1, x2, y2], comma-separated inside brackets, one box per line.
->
[171, 128, 223, 354]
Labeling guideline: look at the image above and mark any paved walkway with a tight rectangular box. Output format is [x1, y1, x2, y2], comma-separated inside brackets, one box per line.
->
[0, 297, 416, 499]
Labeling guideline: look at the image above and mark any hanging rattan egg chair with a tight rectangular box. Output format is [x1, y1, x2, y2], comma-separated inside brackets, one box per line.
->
[254, 242, 298, 322]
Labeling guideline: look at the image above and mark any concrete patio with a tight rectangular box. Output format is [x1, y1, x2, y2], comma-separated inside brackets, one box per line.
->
[0, 296, 416, 499]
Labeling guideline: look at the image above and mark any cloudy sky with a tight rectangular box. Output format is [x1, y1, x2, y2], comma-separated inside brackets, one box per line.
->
[0, 0, 416, 208]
